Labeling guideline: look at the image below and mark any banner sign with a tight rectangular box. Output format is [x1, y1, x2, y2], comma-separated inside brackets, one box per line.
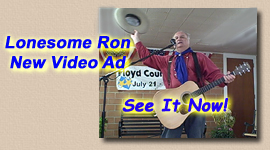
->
[116, 66, 165, 90]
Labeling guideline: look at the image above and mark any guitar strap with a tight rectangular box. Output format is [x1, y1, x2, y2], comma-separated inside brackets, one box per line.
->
[192, 52, 206, 99]
[167, 52, 204, 87]
[167, 55, 174, 87]
[192, 52, 204, 87]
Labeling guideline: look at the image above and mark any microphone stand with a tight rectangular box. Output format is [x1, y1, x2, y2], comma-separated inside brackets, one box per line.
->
[99, 42, 175, 138]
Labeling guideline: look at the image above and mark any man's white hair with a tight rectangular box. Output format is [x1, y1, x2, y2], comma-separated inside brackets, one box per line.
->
[173, 31, 190, 40]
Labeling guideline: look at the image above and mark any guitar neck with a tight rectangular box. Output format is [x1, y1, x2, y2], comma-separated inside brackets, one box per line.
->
[190, 61, 250, 98]
[191, 77, 225, 98]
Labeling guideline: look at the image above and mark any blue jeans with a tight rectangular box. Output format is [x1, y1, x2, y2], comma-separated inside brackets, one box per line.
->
[161, 113, 206, 138]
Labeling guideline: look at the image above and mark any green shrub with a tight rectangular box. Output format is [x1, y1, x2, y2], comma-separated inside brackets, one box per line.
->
[99, 117, 108, 138]
[211, 109, 235, 138]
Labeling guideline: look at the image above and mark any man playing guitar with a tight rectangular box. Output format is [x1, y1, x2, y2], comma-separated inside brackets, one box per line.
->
[130, 30, 235, 138]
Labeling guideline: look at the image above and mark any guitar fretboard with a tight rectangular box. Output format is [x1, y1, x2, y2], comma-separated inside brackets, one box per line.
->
[191, 77, 225, 98]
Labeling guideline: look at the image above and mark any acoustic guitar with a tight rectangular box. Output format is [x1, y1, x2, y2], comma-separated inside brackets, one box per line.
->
[153, 62, 251, 129]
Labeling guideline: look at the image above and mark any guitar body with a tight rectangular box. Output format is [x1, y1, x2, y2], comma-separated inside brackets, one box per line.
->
[153, 62, 251, 129]
[153, 81, 205, 129]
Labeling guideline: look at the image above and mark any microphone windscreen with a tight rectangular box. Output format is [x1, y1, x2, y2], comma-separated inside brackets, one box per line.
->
[170, 39, 176, 45]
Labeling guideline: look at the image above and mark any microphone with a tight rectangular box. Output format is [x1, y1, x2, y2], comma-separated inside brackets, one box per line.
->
[170, 39, 176, 45]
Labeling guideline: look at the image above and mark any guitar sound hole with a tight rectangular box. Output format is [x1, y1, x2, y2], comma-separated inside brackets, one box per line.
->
[178, 93, 191, 115]
[182, 93, 191, 104]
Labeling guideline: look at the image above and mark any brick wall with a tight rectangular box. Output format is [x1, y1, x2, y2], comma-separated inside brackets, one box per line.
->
[204, 53, 224, 138]
[99, 53, 224, 138]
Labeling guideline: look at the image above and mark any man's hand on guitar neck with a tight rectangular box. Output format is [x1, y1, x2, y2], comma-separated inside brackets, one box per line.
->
[224, 71, 236, 84]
